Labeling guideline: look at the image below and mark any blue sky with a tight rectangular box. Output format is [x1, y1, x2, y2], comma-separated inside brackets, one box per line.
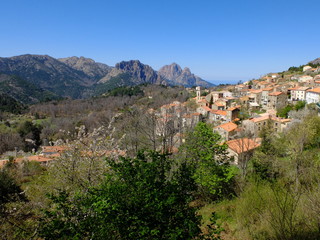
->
[1, 0, 319, 84]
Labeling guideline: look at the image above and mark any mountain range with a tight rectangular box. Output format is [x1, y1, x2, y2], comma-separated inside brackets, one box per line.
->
[0, 54, 214, 104]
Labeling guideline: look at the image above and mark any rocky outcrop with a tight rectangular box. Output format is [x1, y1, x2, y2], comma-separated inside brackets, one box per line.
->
[58, 56, 111, 79]
[0, 54, 103, 98]
[99, 60, 164, 85]
[158, 63, 214, 88]
[309, 57, 320, 65]
[0, 54, 214, 100]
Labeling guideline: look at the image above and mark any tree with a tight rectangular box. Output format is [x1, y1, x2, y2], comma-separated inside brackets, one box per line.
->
[39, 151, 202, 239]
[18, 120, 42, 151]
[209, 95, 214, 108]
[181, 122, 236, 201]
[277, 104, 293, 118]
[294, 101, 306, 111]
[0, 169, 30, 238]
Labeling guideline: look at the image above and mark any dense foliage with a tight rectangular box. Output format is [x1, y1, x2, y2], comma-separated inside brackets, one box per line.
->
[1, 85, 320, 239]
[0, 93, 25, 114]
[181, 122, 236, 201]
[40, 152, 202, 240]
[0, 74, 59, 104]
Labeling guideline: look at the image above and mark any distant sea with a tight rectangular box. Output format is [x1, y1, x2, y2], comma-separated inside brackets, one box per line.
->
[208, 80, 241, 85]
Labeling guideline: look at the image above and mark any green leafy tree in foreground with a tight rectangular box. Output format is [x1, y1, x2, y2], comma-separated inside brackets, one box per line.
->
[181, 122, 236, 201]
[40, 151, 202, 240]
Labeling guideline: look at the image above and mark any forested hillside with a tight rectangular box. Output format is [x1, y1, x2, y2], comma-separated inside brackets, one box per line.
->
[0, 54, 214, 102]
[1, 83, 320, 239]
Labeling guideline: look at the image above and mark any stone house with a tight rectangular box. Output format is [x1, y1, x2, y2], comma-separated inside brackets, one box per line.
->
[242, 114, 291, 137]
[248, 89, 262, 105]
[298, 75, 313, 83]
[208, 110, 227, 123]
[267, 92, 287, 110]
[214, 122, 238, 141]
[261, 87, 274, 107]
[226, 138, 261, 165]
[226, 107, 240, 121]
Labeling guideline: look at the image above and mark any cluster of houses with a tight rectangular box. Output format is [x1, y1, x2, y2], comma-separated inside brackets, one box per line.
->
[184, 67, 320, 164]
[1, 65, 319, 169]
[0, 146, 67, 167]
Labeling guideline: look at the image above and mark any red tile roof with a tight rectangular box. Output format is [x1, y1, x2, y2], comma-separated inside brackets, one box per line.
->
[215, 122, 238, 132]
[250, 115, 270, 123]
[269, 91, 285, 96]
[215, 110, 227, 116]
[226, 138, 260, 154]
[307, 88, 320, 93]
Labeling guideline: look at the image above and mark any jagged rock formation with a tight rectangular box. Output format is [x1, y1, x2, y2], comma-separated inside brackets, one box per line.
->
[58, 56, 111, 79]
[158, 63, 214, 88]
[0, 54, 96, 98]
[0, 54, 214, 100]
[99, 60, 164, 85]
[309, 57, 320, 65]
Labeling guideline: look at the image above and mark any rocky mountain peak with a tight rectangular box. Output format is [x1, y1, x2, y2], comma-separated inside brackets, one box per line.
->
[158, 63, 183, 81]
[158, 63, 214, 88]
[100, 60, 163, 85]
[58, 56, 111, 79]
[309, 57, 320, 65]
[182, 67, 191, 75]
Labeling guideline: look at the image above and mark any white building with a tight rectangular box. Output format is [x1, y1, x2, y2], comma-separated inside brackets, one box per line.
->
[306, 88, 320, 104]
[298, 75, 313, 83]
[290, 87, 310, 101]
[303, 66, 312, 72]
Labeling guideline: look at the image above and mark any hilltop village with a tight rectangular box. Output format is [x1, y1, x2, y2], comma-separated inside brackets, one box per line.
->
[2, 63, 320, 170]
[2, 60, 320, 239]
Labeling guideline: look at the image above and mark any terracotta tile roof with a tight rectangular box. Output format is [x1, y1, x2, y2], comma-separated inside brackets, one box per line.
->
[215, 122, 238, 132]
[226, 138, 260, 154]
[240, 96, 249, 101]
[225, 96, 236, 100]
[27, 155, 53, 162]
[215, 110, 227, 116]
[257, 81, 268, 85]
[41, 146, 68, 153]
[307, 88, 320, 93]
[214, 101, 225, 107]
[249, 89, 263, 93]
[201, 106, 212, 112]
[271, 117, 291, 123]
[262, 87, 273, 91]
[227, 106, 240, 111]
[269, 91, 285, 96]
[250, 115, 270, 123]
